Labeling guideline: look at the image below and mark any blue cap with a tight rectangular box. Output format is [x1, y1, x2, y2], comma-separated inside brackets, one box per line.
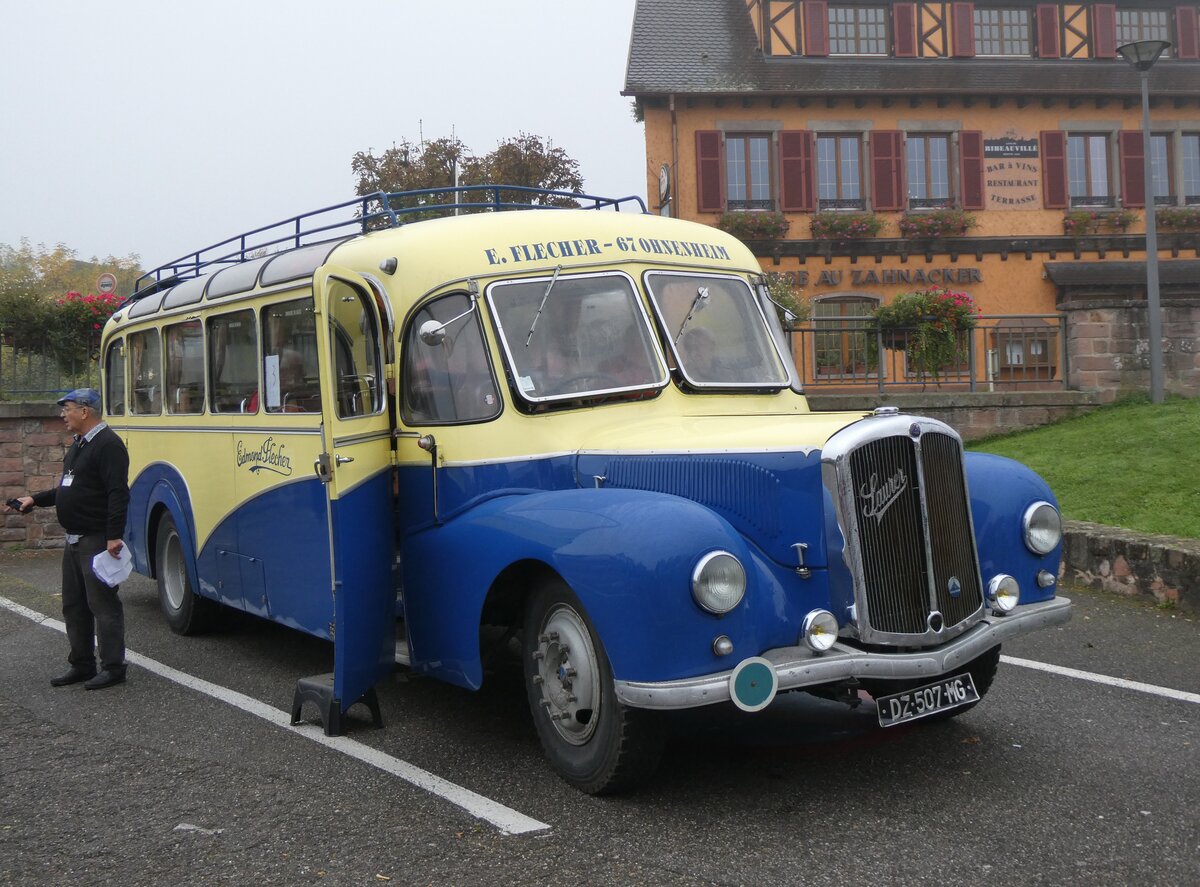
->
[57, 388, 101, 408]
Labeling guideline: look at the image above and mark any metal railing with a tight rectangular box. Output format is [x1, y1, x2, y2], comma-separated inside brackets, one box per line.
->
[790, 314, 1068, 392]
[0, 329, 102, 400]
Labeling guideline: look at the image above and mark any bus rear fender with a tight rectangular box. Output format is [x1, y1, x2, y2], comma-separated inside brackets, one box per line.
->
[400, 487, 762, 691]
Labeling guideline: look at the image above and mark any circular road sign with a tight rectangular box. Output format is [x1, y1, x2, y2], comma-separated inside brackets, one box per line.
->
[97, 273, 117, 295]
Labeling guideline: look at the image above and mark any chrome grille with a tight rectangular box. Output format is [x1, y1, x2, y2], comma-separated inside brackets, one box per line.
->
[825, 416, 984, 645]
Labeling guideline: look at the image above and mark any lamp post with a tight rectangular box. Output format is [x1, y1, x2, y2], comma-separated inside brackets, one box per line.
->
[1117, 39, 1171, 403]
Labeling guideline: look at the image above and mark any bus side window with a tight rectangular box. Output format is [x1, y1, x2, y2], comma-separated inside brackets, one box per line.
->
[128, 330, 162, 415]
[262, 298, 321, 413]
[165, 320, 204, 414]
[104, 339, 125, 416]
[402, 293, 501, 424]
[208, 309, 259, 413]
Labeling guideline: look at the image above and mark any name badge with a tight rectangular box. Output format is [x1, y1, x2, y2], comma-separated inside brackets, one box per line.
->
[61, 473, 74, 487]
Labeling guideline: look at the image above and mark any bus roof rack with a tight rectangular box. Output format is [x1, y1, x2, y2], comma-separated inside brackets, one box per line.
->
[132, 185, 648, 297]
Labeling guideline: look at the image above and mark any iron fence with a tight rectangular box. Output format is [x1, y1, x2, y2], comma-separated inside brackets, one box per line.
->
[0, 329, 102, 400]
[790, 314, 1068, 392]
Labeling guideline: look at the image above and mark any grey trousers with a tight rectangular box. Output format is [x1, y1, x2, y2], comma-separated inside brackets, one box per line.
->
[61, 533, 126, 674]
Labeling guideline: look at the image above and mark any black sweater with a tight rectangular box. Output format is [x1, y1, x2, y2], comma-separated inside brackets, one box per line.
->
[32, 426, 130, 539]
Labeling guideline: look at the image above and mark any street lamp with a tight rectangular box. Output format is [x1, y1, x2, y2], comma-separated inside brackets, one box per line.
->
[1117, 39, 1170, 403]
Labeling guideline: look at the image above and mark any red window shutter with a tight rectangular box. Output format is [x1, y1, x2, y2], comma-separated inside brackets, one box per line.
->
[951, 3, 976, 57]
[695, 131, 724, 213]
[1040, 130, 1068, 209]
[1036, 5, 1060, 58]
[804, 0, 829, 56]
[1177, 7, 1200, 59]
[894, 3, 917, 57]
[871, 131, 905, 211]
[780, 131, 816, 212]
[1119, 130, 1146, 208]
[959, 131, 985, 210]
[1093, 5, 1117, 58]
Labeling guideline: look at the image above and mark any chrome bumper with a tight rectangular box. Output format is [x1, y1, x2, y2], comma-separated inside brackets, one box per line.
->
[614, 596, 1072, 711]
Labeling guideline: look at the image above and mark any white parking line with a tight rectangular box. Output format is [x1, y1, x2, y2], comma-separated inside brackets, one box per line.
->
[0, 594, 550, 835]
[1001, 655, 1200, 704]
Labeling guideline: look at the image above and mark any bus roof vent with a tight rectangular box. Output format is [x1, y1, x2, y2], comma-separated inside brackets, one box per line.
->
[161, 275, 208, 310]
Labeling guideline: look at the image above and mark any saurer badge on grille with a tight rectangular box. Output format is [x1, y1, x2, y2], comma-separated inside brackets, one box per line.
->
[859, 468, 908, 524]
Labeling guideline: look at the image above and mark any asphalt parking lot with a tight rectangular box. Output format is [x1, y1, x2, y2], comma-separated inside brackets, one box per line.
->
[1, 549, 1197, 886]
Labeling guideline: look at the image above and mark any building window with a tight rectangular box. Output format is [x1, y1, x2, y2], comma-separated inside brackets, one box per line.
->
[1116, 9, 1171, 55]
[828, 5, 888, 55]
[1183, 134, 1200, 204]
[726, 134, 774, 210]
[1067, 134, 1113, 207]
[1150, 134, 1173, 205]
[813, 297, 877, 378]
[973, 7, 1031, 56]
[817, 134, 864, 209]
[906, 135, 951, 208]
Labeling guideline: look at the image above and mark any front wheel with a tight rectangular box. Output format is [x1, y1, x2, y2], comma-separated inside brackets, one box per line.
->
[156, 512, 219, 635]
[523, 581, 664, 794]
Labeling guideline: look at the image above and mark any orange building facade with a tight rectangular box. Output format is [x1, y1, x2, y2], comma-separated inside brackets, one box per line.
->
[625, 0, 1200, 392]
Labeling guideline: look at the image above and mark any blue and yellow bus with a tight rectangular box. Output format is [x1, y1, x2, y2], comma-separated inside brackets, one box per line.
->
[102, 187, 1070, 793]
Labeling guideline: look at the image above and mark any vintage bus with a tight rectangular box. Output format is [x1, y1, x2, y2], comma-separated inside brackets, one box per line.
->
[102, 187, 1071, 793]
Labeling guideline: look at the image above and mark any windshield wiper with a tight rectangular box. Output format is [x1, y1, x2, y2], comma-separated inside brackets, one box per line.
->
[525, 265, 562, 346]
[674, 286, 709, 344]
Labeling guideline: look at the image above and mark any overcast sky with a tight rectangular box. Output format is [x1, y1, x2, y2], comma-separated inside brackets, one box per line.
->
[0, 0, 645, 281]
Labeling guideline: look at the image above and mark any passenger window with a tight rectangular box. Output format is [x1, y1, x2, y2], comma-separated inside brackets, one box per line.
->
[327, 280, 382, 419]
[402, 293, 501, 424]
[262, 299, 321, 413]
[208, 310, 259, 413]
[104, 340, 125, 416]
[165, 320, 204, 414]
[128, 330, 162, 415]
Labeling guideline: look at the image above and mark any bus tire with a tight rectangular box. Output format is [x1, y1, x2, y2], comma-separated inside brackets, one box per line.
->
[522, 580, 664, 794]
[156, 512, 218, 635]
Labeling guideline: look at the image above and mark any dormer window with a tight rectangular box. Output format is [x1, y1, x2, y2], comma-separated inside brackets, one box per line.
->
[828, 5, 888, 55]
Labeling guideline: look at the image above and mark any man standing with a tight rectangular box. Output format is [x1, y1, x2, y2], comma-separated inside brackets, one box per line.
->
[7, 388, 130, 689]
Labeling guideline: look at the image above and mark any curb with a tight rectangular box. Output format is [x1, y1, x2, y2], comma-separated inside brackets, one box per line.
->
[1062, 520, 1199, 612]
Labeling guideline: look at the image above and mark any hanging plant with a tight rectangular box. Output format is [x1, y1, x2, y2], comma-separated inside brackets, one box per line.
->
[872, 287, 979, 382]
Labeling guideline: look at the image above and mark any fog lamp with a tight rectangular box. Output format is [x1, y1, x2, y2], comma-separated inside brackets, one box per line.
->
[801, 609, 839, 652]
[988, 574, 1021, 614]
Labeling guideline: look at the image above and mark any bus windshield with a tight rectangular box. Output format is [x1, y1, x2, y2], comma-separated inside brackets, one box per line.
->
[645, 271, 789, 389]
[488, 272, 667, 403]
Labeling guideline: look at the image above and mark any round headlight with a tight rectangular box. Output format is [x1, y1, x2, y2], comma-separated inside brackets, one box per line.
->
[691, 551, 746, 615]
[988, 574, 1020, 613]
[801, 609, 839, 652]
[1023, 501, 1062, 555]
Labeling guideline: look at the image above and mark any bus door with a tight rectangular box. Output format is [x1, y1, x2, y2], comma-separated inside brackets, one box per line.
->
[310, 266, 396, 726]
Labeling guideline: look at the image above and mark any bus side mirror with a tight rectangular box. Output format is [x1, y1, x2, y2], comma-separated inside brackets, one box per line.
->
[417, 296, 479, 346]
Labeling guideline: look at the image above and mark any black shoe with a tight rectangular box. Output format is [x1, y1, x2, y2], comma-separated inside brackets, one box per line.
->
[83, 670, 126, 691]
[51, 666, 97, 687]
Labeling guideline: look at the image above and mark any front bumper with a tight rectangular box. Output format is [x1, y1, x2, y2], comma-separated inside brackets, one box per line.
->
[614, 596, 1072, 711]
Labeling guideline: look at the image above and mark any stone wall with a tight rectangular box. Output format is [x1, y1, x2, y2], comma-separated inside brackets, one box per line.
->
[1062, 298, 1200, 396]
[1063, 520, 1198, 612]
[0, 403, 69, 549]
[806, 388, 1113, 440]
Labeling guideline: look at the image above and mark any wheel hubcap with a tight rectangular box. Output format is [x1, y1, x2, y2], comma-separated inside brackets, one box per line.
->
[163, 531, 185, 609]
[532, 603, 600, 745]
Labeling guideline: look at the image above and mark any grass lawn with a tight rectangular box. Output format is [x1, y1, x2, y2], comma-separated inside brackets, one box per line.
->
[967, 396, 1200, 539]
